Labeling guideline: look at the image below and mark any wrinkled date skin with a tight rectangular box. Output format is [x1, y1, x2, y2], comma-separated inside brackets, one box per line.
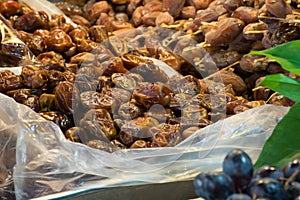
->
[0, 70, 22, 92]
[133, 82, 172, 109]
[119, 116, 159, 146]
[80, 108, 117, 141]
[130, 62, 169, 83]
[151, 123, 181, 147]
[0, 1, 21, 18]
[21, 66, 48, 89]
[44, 29, 74, 53]
[80, 90, 116, 111]
[54, 81, 80, 115]
[39, 111, 74, 133]
[118, 102, 143, 120]
[14, 11, 49, 33]
[205, 17, 245, 46]
[10, 89, 40, 112]
[65, 127, 83, 143]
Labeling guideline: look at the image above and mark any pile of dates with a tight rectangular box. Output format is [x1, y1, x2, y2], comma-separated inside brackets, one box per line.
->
[0, 0, 297, 150]
[194, 149, 300, 200]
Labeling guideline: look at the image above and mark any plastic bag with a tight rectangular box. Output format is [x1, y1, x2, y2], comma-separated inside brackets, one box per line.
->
[0, 14, 34, 67]
[0, 92, 286, 199]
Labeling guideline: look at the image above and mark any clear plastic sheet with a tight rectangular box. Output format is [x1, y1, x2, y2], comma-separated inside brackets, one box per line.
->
[0, 93, 287, 199]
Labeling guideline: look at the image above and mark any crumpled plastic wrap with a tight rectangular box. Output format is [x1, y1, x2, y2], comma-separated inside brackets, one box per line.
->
[0, 14, 34, 67]
[0, 92, 288, 199]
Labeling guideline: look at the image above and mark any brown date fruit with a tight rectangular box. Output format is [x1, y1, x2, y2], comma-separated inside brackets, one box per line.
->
[87, 1, 112, 24]
[80, 91, 116, 111]
[27, 34, 47, 55]
[86, 140, 116, 152]
[101, 57, 128, 77]
[188, 0, 212, 9]
[80, 109, 117, 141]
[39, 111, 73, 133]
[39, 93, 57, 112]
[70, 15, 90, 27]
[111, 139, 126, 149]
[190, 93, 225, 112]
[130, 62, 169, 83]
[65, 127, 82, 143]
[169, 75, 201, 96]
[97, 76, 114, 92]
[133, 82, 172, 109]
[37, 51, 66, 71]
[54, 81, 80, 115]
[89, 25, 108, 43]
[130, 140, 150, 148]
[162, 0, 184, 18]
[44, 29, 74, 53]
[155, 12, 174, 26]
[182, 104, 208, 121]
[47, 70, 66, 92]
[49, 14, 67, 28]
[265, 0, 292, 18]
[14, 11, 49, 33]
[240, 55, 269, 73]
[155, 47, 181, 71]
[151, 123, 181, 147]
[267, 93, 295, 106]
[0, 1, 21, 18]
[10, 89, 40, 112]
[243, 22, 267, 41]
[111, 73, 137, 91]
[169, 93, 192, 115]
[215, 70, 247, 95]
[205, 17, 245, 46]
[55, 2, 83, 16]
[21, 65, 48, 89]
[76, 39, 101, 53]
[69, 27, 89, 43]
[226, 98, 249, 114]
[63, 70, 76, 82]
[232, 6, 258, 24]
[180, 6, 196, 19]
[189, 5, 227, 31]
[144, 107, 175, 123]
[70, 52, 97, 66]
[118, 102, 143, 120]
[102, 87, 132, 104]
[119, 116, 159, 146]
[0, 70, 22, 92]
[121, 53, 153, 69]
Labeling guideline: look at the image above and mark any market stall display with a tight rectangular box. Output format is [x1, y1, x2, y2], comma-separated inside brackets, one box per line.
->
[0, 0, 298, 199]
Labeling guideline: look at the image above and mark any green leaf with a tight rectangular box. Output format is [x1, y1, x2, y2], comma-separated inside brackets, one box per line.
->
[259, 73, 300, 102]
[250, 40, 300, 76]
[254, 102, 300, 169]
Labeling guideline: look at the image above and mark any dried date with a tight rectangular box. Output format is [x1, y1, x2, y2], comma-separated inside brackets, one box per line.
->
[133, 82, 172, 109]
[205, 17, 245, 46]
[0, 70, 22, 92]
[0, 1, 21, 18]
[111, 73, 137, 91]
[65, 127, 82, 143]
[44, 29, 74, 53]
[54, 81, 80, 115]
[21, 65, 48, 89]
[118, 102, 143, 120]
[80, 108, 117, 141]
[39, 111, 73, 133]
[151, 123, 181, 147]
[14, 11, 49, 33]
